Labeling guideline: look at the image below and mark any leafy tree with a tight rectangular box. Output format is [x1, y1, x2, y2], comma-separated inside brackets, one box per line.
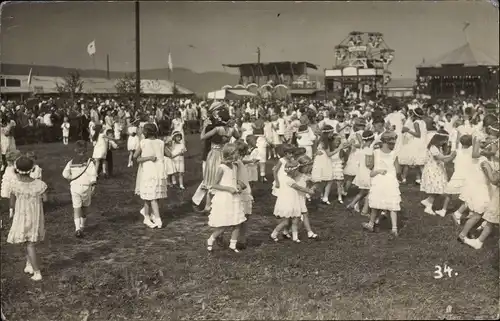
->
[115, 73, 143, 95]
[56, 70, 84, 101]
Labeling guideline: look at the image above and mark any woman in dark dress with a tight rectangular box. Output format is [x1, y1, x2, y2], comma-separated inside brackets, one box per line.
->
[192, 102, 237, 212]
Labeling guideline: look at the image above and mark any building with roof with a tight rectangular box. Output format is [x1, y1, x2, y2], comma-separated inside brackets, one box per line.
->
[382, 78, 415, 98]
[416, 42, 499, 98]
[0, 74, 194, 99]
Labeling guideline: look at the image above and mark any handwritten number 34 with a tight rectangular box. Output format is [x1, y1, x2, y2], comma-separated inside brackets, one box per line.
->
[434, 264, 454, 279]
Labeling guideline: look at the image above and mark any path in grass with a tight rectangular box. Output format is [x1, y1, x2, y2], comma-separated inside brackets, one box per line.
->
[1, 137, 498, 320]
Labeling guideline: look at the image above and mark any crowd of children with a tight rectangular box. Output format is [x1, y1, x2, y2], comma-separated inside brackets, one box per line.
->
[1, 99, 499, 282]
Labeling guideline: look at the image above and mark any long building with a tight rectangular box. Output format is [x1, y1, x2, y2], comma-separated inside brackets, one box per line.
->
[0, 74, 194, 99]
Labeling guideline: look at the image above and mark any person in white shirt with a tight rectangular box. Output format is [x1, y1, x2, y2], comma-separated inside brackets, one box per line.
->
[318, 110, 339, 130]
[296, 124, 316, 158]
[62, 140, 98, 238]
[61, 116, 71, 145]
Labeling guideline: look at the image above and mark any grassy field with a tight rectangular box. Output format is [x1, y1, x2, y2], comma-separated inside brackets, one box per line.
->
[1, 135, 499, 321]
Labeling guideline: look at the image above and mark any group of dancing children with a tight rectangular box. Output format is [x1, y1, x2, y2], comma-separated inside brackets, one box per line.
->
[1, 105, 499, 281]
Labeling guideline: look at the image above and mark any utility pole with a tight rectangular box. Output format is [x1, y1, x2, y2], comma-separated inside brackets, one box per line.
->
[257, 47, 261, 86]
[106, 54, 110, 79]
[135, 0, 141, 110]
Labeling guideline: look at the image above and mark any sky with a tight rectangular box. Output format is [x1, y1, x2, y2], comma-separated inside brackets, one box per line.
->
[0, 1, 498, 78]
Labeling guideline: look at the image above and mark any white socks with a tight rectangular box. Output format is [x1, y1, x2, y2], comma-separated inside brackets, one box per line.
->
[74, 219, 80, 231]
[229, 239, 237, 249]
[74, 217, 87, 230]
[9, 208, 13, 218]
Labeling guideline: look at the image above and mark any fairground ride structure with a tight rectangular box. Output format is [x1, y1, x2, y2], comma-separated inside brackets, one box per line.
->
[324, 31, 395, 99]
[221, 61, 323, 99]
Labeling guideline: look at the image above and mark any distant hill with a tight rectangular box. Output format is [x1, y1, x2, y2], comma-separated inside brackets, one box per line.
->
[0, 63, 240, 94]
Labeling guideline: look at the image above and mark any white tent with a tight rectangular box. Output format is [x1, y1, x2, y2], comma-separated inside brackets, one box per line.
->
[207, 88, 256, 100]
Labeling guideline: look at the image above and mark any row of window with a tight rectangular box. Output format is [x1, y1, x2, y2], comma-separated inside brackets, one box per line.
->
[0, 78, 22, 87]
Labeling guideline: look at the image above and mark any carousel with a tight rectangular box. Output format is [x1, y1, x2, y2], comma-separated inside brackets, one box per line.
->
[220, 61, 322, 100]
[324, 31, 395, 99]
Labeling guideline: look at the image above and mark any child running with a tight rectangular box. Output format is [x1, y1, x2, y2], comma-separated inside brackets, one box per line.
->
[7, 156, 48, 281]
[62, 141, 98, 238]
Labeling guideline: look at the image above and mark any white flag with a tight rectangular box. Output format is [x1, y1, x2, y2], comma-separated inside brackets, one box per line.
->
[87, 40, 96, 56]
[168, 52, 173, 71]
[28, 68, 33, 86]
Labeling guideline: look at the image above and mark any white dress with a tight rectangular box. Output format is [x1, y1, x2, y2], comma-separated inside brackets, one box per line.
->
[344, 130, 363, 176]
[483, 182, 499, 224]
[1, 166, 16, 199]
[164, 146, 175, 176]
[444, 147, 472, 195]
[272, 157, 287, 196]
[311, 143, 334, 182]
[92, 133, 108, 159]
[420, 146, 448, 194]
[135, 139, 168, 201]
[0, 120, 16, 155]
[127, 126, 139, 151]
[208, 164, 246, 227]
[273, 175, 303, 218]
[399, 119, 427, 166]
[368, 149, 401, 211]
[459, 156, 492, 214]
[352, 146, 373, 190]
[331, 151, 344, 180]
[236, 160, 254, 215]
[241, 122, 254, 142]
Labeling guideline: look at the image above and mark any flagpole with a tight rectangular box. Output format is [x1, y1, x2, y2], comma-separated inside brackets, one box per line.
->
[135, 0, 141, 111]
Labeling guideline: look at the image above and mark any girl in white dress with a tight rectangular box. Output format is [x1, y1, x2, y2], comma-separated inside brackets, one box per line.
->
[171, 111, 185, 141]
[134, 124, 168, 229]
[343, 119, 365, 194]
[311, 125, 335, 204]
[235, 140, 254, 249]
[399, 107, 427, 184]
[271, 144, 295, 197]
[163, 136, 176, 186]
[206, 144, 247, 253]
[270, 160, 315, 243]
[127, 125, 139, 167]
[243, 135, 259, 183]
[91, 125, 115, 178]
[1, 116, 16, 171]
[363, 131, 401, 236]
[296, 155, 318, 239]
[61, 116, 70, 145]
[240, 114, 254, 142]
[8, 156, 48, 281]
[170, 131, 187, 189]
[439, 135, 473, 219]
[330, 134, 347, 204]
[1, 150, 22, 218]
[463, 155, 499, 249]
[420, 130, 457, 216]
[347, 130, 375, 216]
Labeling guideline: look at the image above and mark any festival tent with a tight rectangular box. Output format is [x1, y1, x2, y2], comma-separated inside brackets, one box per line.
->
[207, 88, 256, 100]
